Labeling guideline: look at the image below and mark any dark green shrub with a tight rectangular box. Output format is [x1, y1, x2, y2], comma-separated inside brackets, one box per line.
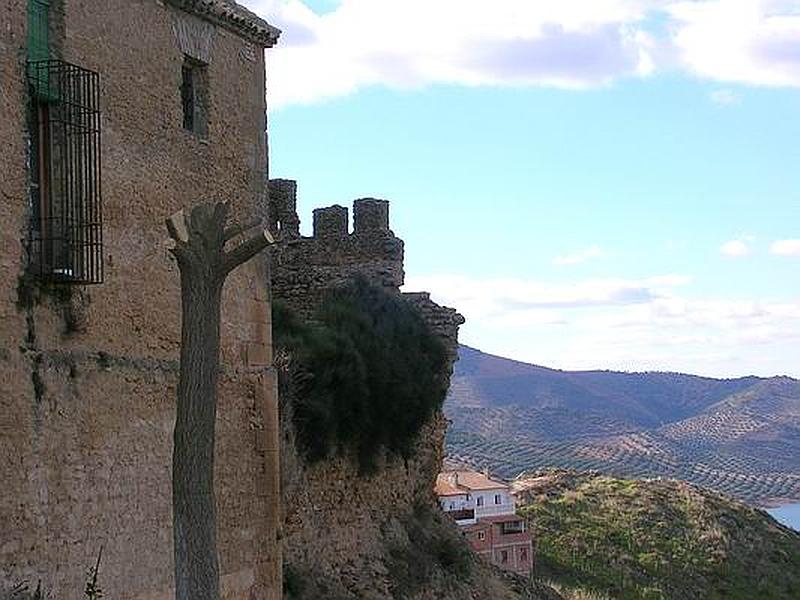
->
[384, 503, 474, 597]
[273, 277, 448, 472]
[282, 563, 350, 600]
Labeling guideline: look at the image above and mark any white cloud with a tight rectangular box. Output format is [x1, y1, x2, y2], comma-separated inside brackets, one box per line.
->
[244, 0, 658, 106]
[709, 88, 740, 104]
[667, 0, 800, 87]
[403, 273, 690, 320]
[553, 245, 605, 265]
[243, 1, 800, 106]
[403, 272, 800, 377]
[770, 238, 800, 255]
[720, 239, 750, 257]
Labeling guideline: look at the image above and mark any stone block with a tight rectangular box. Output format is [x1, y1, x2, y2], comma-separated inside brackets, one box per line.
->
[244, 340, 271, 367]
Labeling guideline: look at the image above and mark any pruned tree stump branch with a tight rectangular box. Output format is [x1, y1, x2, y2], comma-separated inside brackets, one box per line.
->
[165, 201, 274, 600]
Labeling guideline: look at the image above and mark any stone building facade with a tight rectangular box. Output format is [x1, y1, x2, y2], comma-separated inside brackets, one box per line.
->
[1, 2, 282, 598]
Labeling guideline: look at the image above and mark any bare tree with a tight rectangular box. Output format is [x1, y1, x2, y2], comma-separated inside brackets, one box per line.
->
[165, 201, 274, 600]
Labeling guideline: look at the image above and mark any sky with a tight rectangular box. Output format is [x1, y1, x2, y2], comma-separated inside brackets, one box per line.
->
[243, 0, 800, 378]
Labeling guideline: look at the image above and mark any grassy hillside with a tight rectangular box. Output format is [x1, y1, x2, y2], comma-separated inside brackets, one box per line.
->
[515, 471, 800, 600]
[446, 346, 800, 505]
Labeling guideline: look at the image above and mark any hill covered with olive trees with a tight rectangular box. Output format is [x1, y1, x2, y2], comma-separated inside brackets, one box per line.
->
[446, 346, 800, 506]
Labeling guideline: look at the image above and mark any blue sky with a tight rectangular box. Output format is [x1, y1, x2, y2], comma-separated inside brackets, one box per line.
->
[245, 0, 800, 378]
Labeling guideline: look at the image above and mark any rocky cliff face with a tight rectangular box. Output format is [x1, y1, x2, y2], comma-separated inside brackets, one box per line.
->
[279, 409, 446, 598]
[278, 372, 561, 600]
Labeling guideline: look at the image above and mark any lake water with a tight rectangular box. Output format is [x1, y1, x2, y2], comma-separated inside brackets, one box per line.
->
[767, 503, 800, 532]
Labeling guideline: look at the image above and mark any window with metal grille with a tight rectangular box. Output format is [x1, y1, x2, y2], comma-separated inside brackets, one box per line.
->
[27, 60, 103, 284]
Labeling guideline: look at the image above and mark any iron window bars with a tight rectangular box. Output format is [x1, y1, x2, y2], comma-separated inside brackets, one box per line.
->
[28, 59, 103, 284]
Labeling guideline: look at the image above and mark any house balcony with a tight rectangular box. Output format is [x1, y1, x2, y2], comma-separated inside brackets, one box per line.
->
[447, 508, 476, 525]
[475, 502, 516, 518]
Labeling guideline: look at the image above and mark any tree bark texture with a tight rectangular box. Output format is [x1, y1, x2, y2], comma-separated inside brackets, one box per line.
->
[166, 201, 274, 600]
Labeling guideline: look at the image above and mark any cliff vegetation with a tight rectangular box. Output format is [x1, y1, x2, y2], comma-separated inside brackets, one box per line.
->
[273, 277, 448, 471]
[514, 470, 800, 600]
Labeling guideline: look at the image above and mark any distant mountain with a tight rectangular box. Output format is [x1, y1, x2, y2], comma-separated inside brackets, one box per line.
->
[514, 470, 800, 600]
[445, 346, 800, 505]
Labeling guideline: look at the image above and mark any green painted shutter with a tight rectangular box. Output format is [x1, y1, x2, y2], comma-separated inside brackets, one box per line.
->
[27, 0, 50, 62]
[27, 0, 55, 100]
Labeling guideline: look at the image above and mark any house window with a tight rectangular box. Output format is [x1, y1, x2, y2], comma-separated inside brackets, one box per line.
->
[494, 494, 502, 505]
[477, 531, 485, 541]
[500, 550, 508, 564]
[27, 2, 103, 284]
[519, 548, 528, 562]
[181, 56, 208, 137]
[476, 496, 484, 507]
[501, 520, 525, 535]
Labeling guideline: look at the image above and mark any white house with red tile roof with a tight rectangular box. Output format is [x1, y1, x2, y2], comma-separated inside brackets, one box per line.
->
[435, 470, 533, 575]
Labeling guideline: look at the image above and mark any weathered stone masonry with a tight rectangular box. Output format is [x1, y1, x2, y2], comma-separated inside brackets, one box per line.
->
[268, 180, 404, 319]
[1, 2, 282, 598]
[269, 179, 466, 598]
[267, 178, 463, 353]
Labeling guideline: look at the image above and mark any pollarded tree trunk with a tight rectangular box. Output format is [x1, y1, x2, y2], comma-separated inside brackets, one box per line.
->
[165, 201, 274, 600]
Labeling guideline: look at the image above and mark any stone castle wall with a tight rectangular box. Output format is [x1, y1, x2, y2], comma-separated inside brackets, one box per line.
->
[1, 2, 280, 598]
[268, 179, 405, 320]
[270, 179, 466, 597]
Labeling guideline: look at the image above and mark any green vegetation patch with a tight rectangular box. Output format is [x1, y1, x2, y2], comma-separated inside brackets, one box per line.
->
[383, 503, 474, 598]
[282, 563, 351, 600]
[519, 472, 800, 600]
[273, 277, 448, 472]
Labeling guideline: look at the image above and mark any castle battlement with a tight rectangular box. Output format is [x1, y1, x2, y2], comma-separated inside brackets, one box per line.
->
[312, 204, 349, 238]
[268, 179, 464, 348]
[353, 198, 390, 233]
[267, 178, 301, 238]
[310, 198, 390, 238]
[269, 179, 393, 240]
[268, 179, 404, 319]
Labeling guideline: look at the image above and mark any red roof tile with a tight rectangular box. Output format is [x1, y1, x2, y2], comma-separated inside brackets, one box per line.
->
[436, 470, 509, 495]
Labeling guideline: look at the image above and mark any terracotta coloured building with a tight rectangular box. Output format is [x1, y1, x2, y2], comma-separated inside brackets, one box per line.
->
[436, 470, 533, 575]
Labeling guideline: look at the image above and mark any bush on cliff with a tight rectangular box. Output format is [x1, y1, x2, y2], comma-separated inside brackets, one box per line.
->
[273, 277, 448, 472]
